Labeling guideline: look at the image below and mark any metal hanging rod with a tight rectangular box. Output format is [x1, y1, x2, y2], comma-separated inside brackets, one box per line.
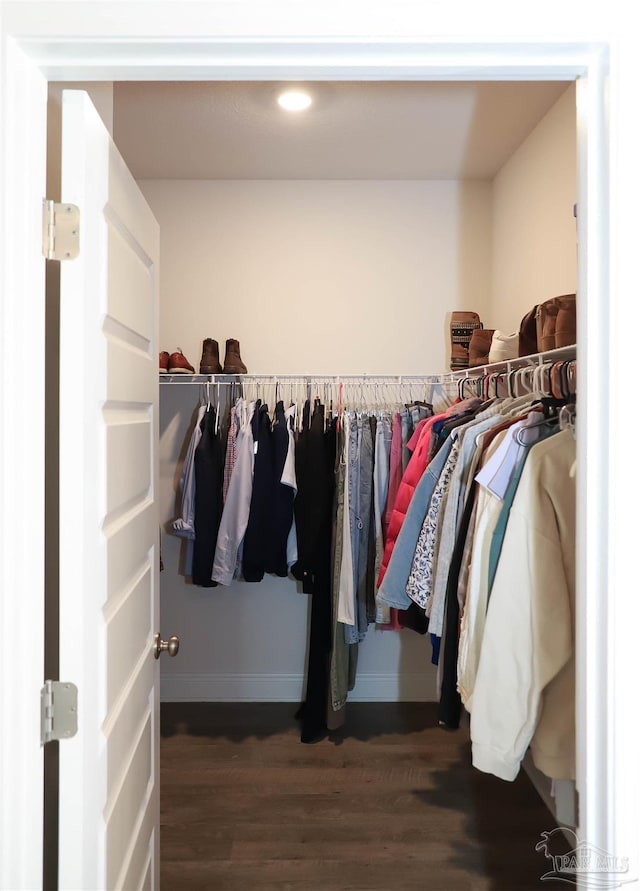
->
[159, 373, 445, 385]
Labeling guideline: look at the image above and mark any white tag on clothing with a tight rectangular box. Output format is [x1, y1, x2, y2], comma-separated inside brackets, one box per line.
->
[475, 421, 526, 500]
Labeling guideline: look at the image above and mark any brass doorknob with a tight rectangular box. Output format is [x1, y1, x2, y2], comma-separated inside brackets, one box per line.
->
[154, 632, 180, 659]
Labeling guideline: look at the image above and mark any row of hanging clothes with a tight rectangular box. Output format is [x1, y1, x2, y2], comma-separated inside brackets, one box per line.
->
[374, 356, 577, 784]
[169, 374, 441, 738]
[166, 354, 577, 756]
[170, 376, 443, 593]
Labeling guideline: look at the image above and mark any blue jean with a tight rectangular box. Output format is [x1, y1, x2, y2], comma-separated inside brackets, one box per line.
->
[373, 414, 392, 577]
[356, 417, 374, 630]
[345, 415, 361, 644]
[401, 407, 412, 472]
[331, 424, 358, 710]
[344, 414, 376, 644]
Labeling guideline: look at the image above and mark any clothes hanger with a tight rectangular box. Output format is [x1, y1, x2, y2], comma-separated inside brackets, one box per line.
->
[558, 361, 569, 400]
[569, 360, 577, 397]
[520, 364, 534, 395]
[515, 412, 560, 445]
[324, 381, 330, 431]
[536, 363, 552, 395]
[563, 360, 577, 399]
[549, 362, 560, 399]
[298, 379, 307, 433]
[214, 382, 221, 434]
[559, 402, 577, 438]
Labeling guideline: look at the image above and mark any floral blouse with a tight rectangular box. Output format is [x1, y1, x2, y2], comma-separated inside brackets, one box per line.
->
[405, 440, 460, 609]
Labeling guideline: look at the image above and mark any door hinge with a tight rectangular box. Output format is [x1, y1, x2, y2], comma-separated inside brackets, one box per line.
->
[40, 680, 78, 745]
[42, 199, 80, 261]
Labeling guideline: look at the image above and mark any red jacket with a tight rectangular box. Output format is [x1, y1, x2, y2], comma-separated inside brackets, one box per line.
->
[377, 398, 480, 589]
[376, 412, 447, 588]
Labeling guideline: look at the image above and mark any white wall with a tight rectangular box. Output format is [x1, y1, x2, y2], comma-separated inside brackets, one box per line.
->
[145, 178, 493, 702]
[490, 83, 577, 332]
[142, 179, 493, 375]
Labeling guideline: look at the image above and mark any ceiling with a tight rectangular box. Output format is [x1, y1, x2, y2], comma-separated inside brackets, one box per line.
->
[113, 80, 570, 181]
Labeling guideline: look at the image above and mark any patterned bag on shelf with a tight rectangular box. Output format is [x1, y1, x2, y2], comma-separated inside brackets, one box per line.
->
[449, 311, 483, 371]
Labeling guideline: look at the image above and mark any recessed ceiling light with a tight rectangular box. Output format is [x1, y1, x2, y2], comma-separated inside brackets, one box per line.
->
[277, 90, 312, 112]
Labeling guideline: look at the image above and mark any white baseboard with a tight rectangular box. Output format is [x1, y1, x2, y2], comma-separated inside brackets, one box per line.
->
[160, 672, 436, 702]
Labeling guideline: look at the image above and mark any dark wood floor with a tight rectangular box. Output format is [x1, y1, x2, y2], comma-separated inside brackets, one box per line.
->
[160, 703, 570, 891]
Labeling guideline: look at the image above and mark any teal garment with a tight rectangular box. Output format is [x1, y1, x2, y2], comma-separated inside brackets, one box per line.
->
[487, 425, 559, 598]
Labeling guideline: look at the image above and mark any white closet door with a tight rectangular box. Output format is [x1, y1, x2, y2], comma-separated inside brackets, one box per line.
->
[58, 90, 161, 891]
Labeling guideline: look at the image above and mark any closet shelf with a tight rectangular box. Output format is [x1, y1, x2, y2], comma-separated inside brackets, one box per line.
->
[158, 345, 576, 385]
[447, 343, 576, 379]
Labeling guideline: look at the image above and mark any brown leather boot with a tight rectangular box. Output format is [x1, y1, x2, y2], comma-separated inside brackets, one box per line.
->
[554, 294, 577, 347]
[199, 338, 222, 374]
[468, 328, 495, 367]
[536, 300, 559, 353]
[222, 338, 247, 374]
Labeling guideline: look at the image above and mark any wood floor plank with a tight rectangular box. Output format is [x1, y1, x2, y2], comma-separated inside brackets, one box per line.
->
[160, 703, 571, 890]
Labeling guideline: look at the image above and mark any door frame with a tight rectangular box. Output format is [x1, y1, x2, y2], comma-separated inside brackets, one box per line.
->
[0, 6, 624, 889]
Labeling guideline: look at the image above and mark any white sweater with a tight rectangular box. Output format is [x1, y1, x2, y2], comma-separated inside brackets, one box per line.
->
[470, 428, 576, 782]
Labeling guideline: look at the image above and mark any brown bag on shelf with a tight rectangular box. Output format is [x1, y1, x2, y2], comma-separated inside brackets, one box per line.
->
[518, 305, 539, 357]
[468, 328, 495, 367]
[450, 311, 482, 371]
[536, 294, 576, 352]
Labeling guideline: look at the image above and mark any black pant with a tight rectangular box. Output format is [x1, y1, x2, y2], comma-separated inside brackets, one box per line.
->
[293, 402, 337, 742]
[192, 406, 224, 587]
[265, 400, 295, 578]
[242, 402, 274, 582]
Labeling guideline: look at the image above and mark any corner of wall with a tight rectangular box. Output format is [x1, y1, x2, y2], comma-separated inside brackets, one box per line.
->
[490, 84, 577, 332]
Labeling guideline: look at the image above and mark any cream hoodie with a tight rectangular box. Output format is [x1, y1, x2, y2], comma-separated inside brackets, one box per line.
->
[470, 427, 576, 782]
